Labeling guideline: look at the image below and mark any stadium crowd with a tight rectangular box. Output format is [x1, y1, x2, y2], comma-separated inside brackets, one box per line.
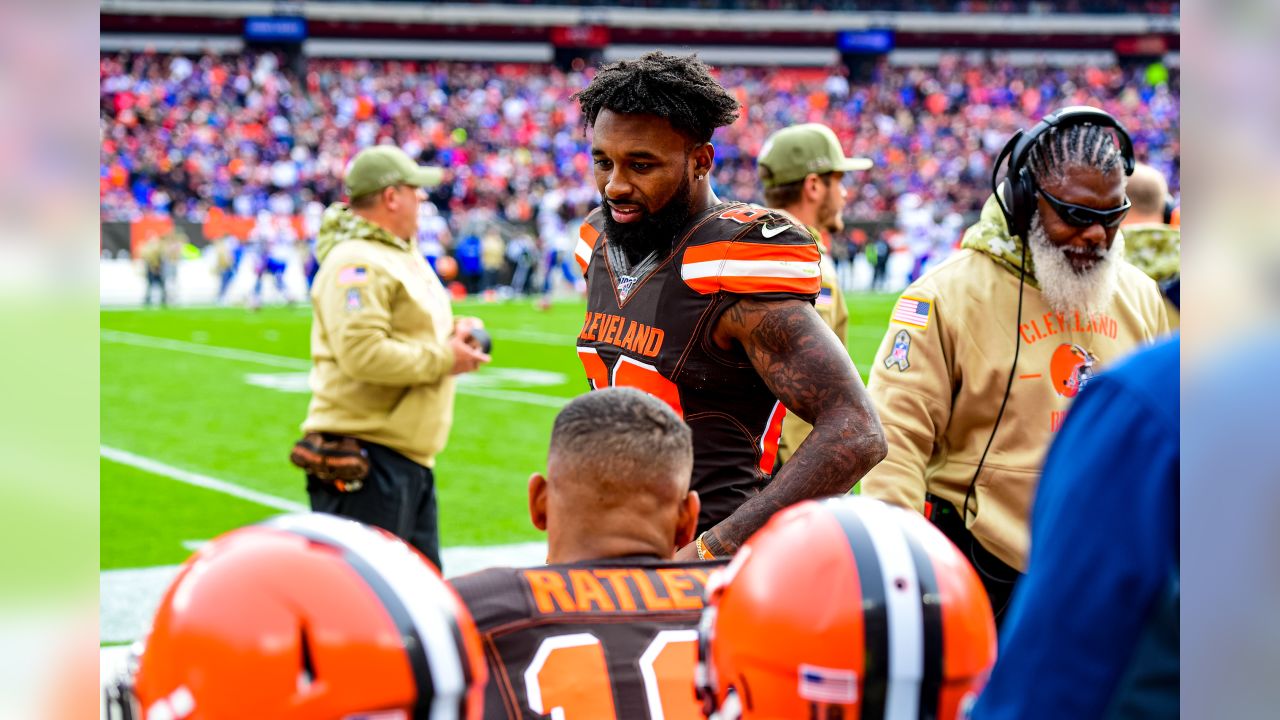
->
[100, 51, 1178, 274]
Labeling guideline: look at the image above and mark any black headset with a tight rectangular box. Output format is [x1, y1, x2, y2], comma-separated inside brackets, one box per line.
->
[956, 107, 1136, 605]
[991, 105, 1136, 238]
[1163, 195, 1177, 225]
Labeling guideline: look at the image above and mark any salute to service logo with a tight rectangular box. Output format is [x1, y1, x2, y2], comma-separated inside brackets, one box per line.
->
[884, 330, 912, 371]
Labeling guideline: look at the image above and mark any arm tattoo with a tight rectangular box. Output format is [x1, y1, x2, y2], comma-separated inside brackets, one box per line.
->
[705, 298, 887, 556]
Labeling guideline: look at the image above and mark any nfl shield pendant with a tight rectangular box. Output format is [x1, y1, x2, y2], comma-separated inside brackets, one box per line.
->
[617, 274, 637, 300]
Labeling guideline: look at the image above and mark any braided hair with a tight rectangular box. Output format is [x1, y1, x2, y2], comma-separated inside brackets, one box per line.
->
[573, 51, 740, 143]
[1026, 123, 1127, 189]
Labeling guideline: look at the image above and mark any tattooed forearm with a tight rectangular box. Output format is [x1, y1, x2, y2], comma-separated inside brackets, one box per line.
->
[707, 298, 887, 555]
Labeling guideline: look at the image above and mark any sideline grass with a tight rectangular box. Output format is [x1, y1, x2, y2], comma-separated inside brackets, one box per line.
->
[100, 295, 898, 568]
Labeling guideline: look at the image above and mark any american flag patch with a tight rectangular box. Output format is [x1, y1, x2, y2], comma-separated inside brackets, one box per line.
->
[891, 296, 931, 329]
[337, 265, 368, 286]
[817, 285, 834, 306]
[798, 664, 858, 704]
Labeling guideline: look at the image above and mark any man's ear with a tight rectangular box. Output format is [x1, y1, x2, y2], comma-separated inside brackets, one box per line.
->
[675, 490, 701, 550]
[528, 472, 549, 532]
[690, 142, 715, 178]
[803, 173, 824, 203]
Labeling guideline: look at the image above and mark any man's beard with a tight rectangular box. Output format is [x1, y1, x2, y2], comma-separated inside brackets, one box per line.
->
[603, 174, 694, 267]
[1027, 210, 1123, 316]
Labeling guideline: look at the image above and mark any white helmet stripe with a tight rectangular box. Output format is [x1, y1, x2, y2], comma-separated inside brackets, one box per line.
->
[856, 500, 925, 720]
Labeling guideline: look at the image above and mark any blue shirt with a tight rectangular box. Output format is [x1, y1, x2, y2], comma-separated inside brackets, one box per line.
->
[972, 335, 1179, 720]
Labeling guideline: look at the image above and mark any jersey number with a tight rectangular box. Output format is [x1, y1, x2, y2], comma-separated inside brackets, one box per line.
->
[525, 631, 701, 720]
[718, 206, 770, 224]
[579, 348, 683, 417]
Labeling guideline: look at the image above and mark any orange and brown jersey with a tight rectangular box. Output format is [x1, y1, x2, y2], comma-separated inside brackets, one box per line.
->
[449, 557, 728, 720]
[575, 202, 822, 534]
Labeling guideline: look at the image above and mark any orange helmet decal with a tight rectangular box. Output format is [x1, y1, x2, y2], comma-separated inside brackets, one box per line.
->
[1049, 343, 1096, 399]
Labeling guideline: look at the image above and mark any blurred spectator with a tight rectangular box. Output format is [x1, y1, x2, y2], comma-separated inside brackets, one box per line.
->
[454, 228, 483, 294]
[209, 233, 242, 304]
[247, 210, 296, 307]
[480, 227, 505, 292]
[505, 229, 538, 295]
[416, 201, 453, 273]
[868, 229, 893, 291]
[138, 233, 168, 307]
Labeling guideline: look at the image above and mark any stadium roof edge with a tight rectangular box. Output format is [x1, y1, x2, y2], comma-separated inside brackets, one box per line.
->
[100, 0, 1180, 35]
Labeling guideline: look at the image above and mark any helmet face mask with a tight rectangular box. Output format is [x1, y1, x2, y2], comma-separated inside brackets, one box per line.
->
[698, 497, 997, 720]
[110, 514, 487, 720]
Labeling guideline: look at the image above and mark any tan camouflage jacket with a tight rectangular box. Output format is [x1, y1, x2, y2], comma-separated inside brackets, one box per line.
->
[302, 203, 456, 467]
[1123, 222, 1181, 327]
[860, 195, 1170, 570]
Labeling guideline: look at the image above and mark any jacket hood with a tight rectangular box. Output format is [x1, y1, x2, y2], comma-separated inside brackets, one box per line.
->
[1121, 223, 1180, 283]
[960, 194, 1039, 286]
[315, 203, 410, 263]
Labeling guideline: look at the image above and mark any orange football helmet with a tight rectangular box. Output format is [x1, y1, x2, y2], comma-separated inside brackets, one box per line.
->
[105, 513, 487, 720]
[697, 496, 996, 719]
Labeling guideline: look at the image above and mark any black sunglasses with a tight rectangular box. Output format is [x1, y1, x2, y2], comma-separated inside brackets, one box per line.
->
[1038, 187, 1131, 228]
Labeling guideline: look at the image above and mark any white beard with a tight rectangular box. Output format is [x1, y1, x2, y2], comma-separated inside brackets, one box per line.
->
[1026, 211, 1123, 316]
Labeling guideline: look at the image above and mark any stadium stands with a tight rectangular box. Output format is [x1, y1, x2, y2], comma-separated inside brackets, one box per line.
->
[100, 51, 1179, 242]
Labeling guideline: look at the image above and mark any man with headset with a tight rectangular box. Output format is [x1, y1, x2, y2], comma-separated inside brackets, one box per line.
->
[860, 107, 1171, 624]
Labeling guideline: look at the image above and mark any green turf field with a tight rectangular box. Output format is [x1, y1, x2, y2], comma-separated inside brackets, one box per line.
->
[100, 294, 898, 570]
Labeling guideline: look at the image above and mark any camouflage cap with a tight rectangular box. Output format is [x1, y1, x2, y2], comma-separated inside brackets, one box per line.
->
[758, 123, 873, 188]
[344, 146, 445, 199]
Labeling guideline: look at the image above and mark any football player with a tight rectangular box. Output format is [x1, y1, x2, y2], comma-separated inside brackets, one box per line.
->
[571, 51, 886, 562]
[450, 388, 725, 719]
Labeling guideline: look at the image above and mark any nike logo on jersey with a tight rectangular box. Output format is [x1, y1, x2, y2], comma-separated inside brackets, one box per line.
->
[761, 224, 792, 238]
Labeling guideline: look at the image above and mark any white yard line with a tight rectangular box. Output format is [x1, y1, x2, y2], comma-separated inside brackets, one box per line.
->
[101, 445, 308, 512]
[100, 448, 549, 640]
[101, 329, 570, 407]
[101, 329, 310, 369]
[459, 386, 569, 408]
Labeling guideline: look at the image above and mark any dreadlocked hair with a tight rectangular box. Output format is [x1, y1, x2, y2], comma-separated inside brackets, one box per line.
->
[1026, 122, 1127, 189]
[573, 51, 740, 143]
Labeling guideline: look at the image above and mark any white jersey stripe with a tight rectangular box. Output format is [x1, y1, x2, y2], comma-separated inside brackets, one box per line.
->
[680, 258, 820, 282]
[574, 238, 593, 267]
